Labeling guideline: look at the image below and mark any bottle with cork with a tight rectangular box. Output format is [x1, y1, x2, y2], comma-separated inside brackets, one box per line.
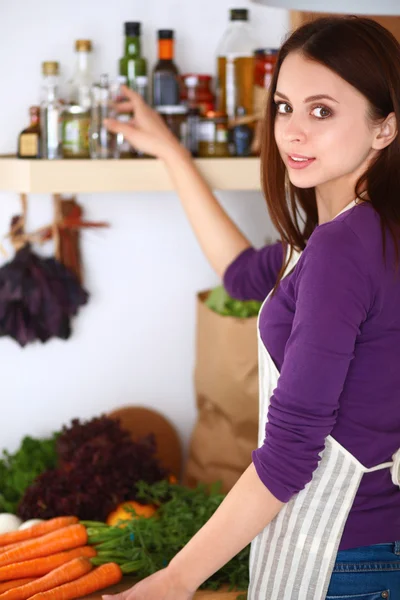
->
[62, 39, 93, 158]
[18, 106, 41, 159]
[40, 61, 63, 159]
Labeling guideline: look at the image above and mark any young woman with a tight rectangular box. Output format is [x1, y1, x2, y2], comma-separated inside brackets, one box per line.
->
[103, 16, 400, 600]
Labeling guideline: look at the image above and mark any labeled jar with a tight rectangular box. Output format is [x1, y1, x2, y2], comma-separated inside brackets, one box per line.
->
[254, 48, 278, 89]
[156, 105, 188, 146]
[253, 48, 279, 119]
[61, 105, 91, 158]
[198, 111, 230, 158]
[180, 74, 215, 115]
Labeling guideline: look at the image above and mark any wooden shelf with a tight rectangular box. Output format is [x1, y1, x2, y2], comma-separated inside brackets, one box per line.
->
[0, 156, 261, 193]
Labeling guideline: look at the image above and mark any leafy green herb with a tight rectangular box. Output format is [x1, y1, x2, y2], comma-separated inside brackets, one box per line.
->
[205, 286, 261, 318]
[84, 480, 250, 592]
[0, 435, 59, 513]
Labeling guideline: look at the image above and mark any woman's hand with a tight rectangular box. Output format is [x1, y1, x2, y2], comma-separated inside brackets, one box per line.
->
[104, 85, 184, 160]
[102, 567, 195, 600]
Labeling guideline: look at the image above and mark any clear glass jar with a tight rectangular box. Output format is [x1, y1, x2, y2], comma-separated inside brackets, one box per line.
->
[90, 74, 116, 159]
[198, 111, 230, 158]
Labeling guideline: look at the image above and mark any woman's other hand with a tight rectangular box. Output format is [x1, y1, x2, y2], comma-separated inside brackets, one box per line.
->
[102, 566, 194, 600]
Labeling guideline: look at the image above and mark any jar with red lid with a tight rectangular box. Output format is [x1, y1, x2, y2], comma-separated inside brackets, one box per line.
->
[180, 74, 215, 115]
[253, 48, 279, 123]
[254, 48, 279, 90]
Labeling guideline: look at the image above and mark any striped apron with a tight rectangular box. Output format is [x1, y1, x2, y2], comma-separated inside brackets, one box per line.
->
[248, 240, 400, 600]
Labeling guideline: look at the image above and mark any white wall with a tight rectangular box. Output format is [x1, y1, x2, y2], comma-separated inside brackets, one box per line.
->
[0, 0, 289, 454]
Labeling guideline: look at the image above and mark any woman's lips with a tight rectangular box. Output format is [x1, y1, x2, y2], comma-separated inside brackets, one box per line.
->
[287, 154, 316, 170]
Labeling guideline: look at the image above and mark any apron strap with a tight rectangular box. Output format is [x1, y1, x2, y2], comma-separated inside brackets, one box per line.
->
[365, 448, 400, 487]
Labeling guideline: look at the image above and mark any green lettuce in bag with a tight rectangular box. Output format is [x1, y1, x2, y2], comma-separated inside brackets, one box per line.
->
[205, 285, 262, 318]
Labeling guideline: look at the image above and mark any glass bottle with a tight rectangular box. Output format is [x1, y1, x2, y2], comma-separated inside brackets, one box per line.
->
[18, 106, 41, 159]
[61, 40, 93, 159]
[216, 8, 256, 122]
[119, 22, 147, 91]
[136, 75, 149, 103]
[232, 106, 253, 156]
[112, 75, 134, 159]
[40, 61, 63, 160]
[90, 74, 116, 159]
[152, 30, 180, 107]
[68, 39, 93, 108]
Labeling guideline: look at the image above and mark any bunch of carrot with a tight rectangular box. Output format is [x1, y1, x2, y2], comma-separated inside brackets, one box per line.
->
[0, 516, 122, 600]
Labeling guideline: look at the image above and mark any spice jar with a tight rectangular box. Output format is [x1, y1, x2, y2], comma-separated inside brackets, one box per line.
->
[198, 111, 230, 158]
[254, 48, 279, 90]
[180, 74, 215, 115]
[252, 48, 279, 156]
[156, 105, 188, 146]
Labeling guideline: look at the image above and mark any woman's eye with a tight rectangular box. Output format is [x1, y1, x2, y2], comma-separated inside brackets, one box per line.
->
[275, 102, 292, 114]
[311, 105, 331, 119]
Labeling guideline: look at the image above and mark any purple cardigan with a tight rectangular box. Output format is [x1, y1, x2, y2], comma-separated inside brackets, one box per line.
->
[223, 202, 400, 551]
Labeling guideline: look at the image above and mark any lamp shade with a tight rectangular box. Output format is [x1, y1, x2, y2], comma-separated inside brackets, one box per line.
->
[250, 0, 400, 15]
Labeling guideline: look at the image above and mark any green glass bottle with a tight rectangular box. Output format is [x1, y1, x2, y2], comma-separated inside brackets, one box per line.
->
[119, 22, 147, 91]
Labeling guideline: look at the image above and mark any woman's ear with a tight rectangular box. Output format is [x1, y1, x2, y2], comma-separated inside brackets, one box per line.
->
[372, 112, 398, 150]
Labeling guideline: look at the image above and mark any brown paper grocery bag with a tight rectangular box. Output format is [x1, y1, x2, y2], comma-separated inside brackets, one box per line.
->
[183, 291, 259, 492]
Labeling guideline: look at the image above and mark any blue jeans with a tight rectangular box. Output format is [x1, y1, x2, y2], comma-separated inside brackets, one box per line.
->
[326, 541, 400, 599]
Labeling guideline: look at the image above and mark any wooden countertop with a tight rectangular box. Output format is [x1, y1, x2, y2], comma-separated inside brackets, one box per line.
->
[80, 577, 245, 599]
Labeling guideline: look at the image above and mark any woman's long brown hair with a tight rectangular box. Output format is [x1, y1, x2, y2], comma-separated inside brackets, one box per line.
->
[262, 16, 400, 287]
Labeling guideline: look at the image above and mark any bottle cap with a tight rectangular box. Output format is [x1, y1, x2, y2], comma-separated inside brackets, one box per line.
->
[158, 29, 174, 40]
[230, 8, 249, 21]
[184, 75, 198, 87]
[156, 105, 188, 115]
[99, 73, 109, 87]
[75, 39, 92, 52]
[125, 22, 141, 37]
[29, 106, 40, 117]
[254, 48, 279, 56]
[42, 61, 59, 76]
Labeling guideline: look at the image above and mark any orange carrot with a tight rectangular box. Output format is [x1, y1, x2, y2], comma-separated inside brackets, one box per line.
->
[0, 557, 93, 600]
[0, 546, 96, 582]
[0, 525, 88, 568]
[29, 563, 122, 600]
[0, 544, 22, 554]
[0, 580, 37, 594]
[0, 518, 78, 549]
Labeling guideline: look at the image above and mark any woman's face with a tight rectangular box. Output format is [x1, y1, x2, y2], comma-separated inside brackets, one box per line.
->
[273, 51, 378, 192]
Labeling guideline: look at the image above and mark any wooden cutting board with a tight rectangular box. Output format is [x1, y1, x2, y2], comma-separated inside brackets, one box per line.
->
[80, 577, 244, 599]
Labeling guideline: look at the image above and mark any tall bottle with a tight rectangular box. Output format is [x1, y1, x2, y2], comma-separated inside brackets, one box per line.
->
[216, 8, 256, 122]
[18, 106, 41, 159]
[68, 39, 93, 108]
[152, 30, 180, 107]
[119, 22, 147, 91]
[40, 61, 62, 159]
[62, 40, 93, 159]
